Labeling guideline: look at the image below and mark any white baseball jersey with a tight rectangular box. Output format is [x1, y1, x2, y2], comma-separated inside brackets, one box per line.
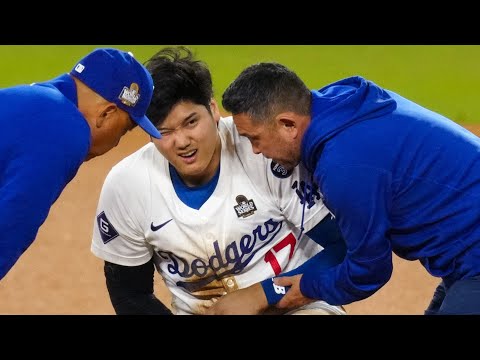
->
[91, 116, 343, 315]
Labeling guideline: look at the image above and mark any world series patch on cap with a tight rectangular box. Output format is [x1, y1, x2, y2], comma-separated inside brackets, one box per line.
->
[71, 48, 161, 139]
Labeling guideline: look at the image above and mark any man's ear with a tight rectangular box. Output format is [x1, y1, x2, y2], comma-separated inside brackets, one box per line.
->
[275, 112, 299, 139]
[210, 99, 221, 124]
[96, 103, 117, 128]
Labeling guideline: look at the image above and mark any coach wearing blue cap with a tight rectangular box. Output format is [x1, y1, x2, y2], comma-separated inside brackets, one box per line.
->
[0, 47, 161, 281]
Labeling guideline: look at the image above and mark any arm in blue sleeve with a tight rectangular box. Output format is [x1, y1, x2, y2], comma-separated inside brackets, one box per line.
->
[0, 149, 83, 279]
[299, 163, 394, 305]
[261, 215, 346, 305]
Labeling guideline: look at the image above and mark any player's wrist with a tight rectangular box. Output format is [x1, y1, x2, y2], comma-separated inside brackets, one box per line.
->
[261, 277, 291, 306]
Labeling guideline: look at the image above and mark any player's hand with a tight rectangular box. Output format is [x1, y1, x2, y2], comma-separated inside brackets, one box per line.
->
[274, 274, 315, 310]
[204, 282, 269, 315]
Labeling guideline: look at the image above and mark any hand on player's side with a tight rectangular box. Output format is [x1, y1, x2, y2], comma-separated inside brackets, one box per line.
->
[204, 282, 269, 315]
[274, 274, 315, 310]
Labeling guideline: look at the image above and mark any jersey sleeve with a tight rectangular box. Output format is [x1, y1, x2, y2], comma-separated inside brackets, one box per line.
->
[91, 162, 153, 267]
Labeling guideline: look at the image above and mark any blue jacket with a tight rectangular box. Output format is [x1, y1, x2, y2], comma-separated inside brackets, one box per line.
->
[0, 74, 90, 280]
[300, 76, 480, 305]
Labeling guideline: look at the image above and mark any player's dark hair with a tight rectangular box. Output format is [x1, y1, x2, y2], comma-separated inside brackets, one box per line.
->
[222, 62, 311, 124]
[144, 46, 213, 127]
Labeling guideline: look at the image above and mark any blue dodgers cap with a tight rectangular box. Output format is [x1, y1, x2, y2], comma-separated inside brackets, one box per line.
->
[71, 48, 161, 138]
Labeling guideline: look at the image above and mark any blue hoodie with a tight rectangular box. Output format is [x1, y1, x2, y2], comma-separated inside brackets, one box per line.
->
[0, 74, 90, 280]
[300, 76, 480, 305]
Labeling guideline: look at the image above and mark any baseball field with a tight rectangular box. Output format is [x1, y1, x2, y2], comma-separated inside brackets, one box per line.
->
[1, 45, 479, 314]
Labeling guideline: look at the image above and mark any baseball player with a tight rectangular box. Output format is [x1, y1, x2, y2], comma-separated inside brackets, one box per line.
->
[90, 47, 346, 315]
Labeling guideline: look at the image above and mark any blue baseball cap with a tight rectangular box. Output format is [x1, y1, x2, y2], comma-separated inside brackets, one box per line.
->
[71, 48, 161, 139]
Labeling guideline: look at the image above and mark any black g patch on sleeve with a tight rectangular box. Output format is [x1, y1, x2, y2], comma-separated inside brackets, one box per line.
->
[97, 211, 119, 244]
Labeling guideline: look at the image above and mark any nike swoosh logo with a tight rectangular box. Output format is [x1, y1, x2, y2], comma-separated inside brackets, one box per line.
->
[150, 219, 173, 232]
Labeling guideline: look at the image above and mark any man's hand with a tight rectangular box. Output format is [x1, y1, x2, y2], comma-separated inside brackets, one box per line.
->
[274, 274, 314, 310]
[204, 282, 269, 315]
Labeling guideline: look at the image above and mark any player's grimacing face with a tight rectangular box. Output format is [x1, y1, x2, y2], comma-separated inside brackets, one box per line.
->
[152, 101, 221, 186]
[232, 113, 301, 170]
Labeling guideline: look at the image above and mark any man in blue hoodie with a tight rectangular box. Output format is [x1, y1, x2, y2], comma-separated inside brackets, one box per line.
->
[0, 48, 161, 281]
[206, 62, 480, 315]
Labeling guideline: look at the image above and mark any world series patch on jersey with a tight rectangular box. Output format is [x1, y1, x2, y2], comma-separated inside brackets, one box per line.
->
[91, 117, 339, 315]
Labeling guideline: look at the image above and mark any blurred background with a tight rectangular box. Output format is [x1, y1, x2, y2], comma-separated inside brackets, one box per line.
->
[1, 45, 479, 314]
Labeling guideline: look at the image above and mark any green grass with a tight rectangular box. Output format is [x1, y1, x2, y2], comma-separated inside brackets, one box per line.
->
[2, 45, 479, 124]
